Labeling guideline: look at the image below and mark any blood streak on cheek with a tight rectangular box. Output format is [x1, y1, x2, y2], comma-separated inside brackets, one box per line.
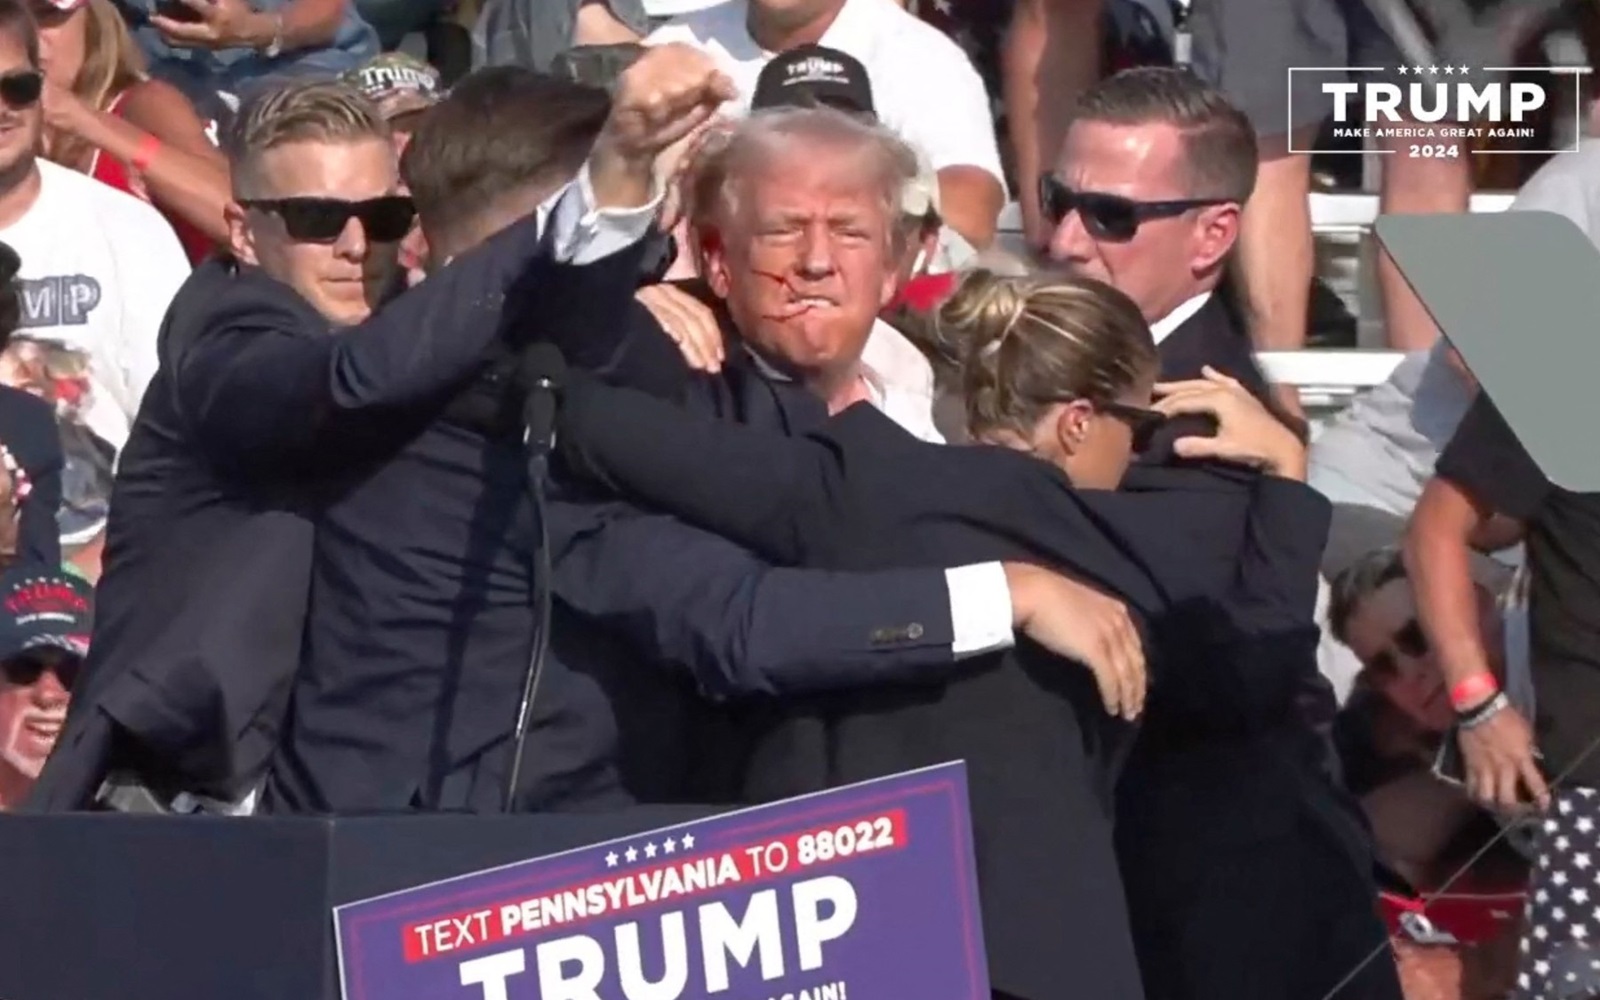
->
[751, 268, 824, 322]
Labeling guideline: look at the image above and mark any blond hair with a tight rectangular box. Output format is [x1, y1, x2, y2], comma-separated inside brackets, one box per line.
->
[916, 270, 1157, 440]
[225, 80, 389, 198]
[686, 106, 919, 259]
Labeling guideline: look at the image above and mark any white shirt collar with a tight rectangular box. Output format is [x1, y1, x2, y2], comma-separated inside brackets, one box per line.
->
[1148, 291, 1212, 346]
[742, 342, 945, 443]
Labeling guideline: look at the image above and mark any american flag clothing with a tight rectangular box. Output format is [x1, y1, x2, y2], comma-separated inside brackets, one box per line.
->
[1517, 786, 1600, 999]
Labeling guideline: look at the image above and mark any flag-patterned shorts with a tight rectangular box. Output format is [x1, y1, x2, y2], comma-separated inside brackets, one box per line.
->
[1517, 786, 1600, 999]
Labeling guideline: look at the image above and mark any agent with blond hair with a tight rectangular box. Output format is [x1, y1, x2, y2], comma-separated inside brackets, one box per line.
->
[553, 267, 1368, 1000]
[34, 0, 228, 259]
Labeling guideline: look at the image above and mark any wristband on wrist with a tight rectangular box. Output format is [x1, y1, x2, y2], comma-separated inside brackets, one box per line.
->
[1457, 691, 1510, 730]
[131, 134, 161, 174]
[1449, 672, 1500, 712]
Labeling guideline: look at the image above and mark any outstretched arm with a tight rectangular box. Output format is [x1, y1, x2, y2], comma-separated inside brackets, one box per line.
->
[557, 376, 850, 566]
[553, 500, 1013, 700]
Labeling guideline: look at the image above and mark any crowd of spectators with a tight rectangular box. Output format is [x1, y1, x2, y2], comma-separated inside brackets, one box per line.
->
[0, 0, 1593, 998]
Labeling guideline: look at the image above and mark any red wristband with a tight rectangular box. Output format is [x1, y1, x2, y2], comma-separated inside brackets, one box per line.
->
[131, 134, 161, 174]
[1449, 672, 1500, 711]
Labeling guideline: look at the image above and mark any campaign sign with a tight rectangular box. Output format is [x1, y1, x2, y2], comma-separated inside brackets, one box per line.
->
[334, 762, 988, 1000]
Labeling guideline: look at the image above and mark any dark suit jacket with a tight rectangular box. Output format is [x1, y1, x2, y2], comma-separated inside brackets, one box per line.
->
[557, 377, 1331, 1000]
[25, 212, 569, 811]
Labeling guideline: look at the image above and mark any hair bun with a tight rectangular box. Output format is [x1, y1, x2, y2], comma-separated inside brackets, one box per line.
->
[935, 269, 1032, 364]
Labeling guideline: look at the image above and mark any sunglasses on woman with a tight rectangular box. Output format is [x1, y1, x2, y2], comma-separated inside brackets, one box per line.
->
[237, 195, 416, 244]
[1042, 394, 1166, 452]
[0, 69, 41, 110]
[1038, 173, 1232, 243]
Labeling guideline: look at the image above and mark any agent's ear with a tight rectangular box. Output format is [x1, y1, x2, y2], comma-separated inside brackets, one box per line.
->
[226, 202, 259, 265]
[1052, 399, 1095, 455]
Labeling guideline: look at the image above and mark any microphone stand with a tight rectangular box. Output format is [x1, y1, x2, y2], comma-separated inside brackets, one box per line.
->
[502, 352, 563, 813]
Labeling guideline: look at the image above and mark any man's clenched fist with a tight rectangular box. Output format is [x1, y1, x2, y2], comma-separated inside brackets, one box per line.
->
[590, 44, 737, 210]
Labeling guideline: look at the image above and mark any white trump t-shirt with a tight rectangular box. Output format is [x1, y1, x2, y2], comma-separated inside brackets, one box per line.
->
[0, 159, 190, 451]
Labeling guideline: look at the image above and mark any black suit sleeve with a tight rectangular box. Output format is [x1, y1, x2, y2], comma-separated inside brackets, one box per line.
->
[553, 501, 958, 701]
[558, 377, 844, 565]
[176, 207, 649, 475]
[1204, 474, 1332, 730]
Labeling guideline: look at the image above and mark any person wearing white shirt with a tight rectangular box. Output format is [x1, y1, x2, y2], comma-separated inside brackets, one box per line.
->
[3, 159, 188, 456]
[647, 0, 1007, 248]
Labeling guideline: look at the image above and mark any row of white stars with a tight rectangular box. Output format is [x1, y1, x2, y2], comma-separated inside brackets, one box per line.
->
[605, 832, 697, 868]
[1396, 65, 1473, 76]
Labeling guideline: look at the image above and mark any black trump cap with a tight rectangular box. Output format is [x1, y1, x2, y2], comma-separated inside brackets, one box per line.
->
[1375, 211, 1600, 493]
[750, 44, 876, 119]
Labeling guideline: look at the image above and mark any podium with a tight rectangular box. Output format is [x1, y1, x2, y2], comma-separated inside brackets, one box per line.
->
[0, 806, 720, 1000]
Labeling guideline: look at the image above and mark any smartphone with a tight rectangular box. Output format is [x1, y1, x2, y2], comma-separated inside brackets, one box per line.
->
[153, 0, 204, 23]
[1432, 728, 1467, 788]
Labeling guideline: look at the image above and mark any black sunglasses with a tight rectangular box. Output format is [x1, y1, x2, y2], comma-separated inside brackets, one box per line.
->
[0, 69, 41, 110]
[238, 195, 416, 244]
[1369, 618, 1430, 677]
[1045, 395, 1166, 451]
[1039, 173, 1231, 243]
[2, 651, 78, 691]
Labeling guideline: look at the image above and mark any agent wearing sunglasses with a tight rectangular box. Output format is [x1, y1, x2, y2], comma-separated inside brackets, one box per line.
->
[28, 48, 739, 815]
[1042, 68, 1285, 422]
[0, 566, 90, 811]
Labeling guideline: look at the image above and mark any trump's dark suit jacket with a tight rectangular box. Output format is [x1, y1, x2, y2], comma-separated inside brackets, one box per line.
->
[556, 376, 1332, 1000]
[26, 210, 583, 811]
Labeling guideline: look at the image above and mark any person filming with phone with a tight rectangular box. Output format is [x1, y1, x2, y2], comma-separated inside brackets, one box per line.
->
[1406, 392, 1600, 1000]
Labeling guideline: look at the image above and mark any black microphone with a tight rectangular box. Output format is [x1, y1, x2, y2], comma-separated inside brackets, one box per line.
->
[520, 342, 566, 458]
[503, 342, 567, 812]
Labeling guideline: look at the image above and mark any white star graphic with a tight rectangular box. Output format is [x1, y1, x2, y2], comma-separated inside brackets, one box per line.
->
[663, 837, 677, 854]
[625, 846, 638, 863]
[1555, 871, 1570, 887]
[1539, 889, 1551, 904]
[1554, 906, 1568, 922]
[1578, 853, 1593, 870]
[1592, 906, 1600, 922]
[1457, 65, 1469, 75]
[1561, 798, 1573, 815]
[605, 851, 619, 868]
[1427, 65, 1440, 75]
[1535, 959, 1551, 977]
[1549, 819, 1562, 833]
[1556, 835, 1571, 852]
[1536, 925, 1550, 941]
[1577, 817, 1594, 834]
[644, 842, 658, 859]
[1575, 923, 1589, 940]
[682, 833, 696, 849]
[1573, 888, 1589, 904]
[1443, 65, 1456, 74]
[1518, 972, 1530, 990]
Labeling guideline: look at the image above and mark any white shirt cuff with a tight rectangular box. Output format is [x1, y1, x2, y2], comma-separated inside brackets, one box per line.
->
[946, 561, 1015, 658]
[543, 161, 665, 267]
